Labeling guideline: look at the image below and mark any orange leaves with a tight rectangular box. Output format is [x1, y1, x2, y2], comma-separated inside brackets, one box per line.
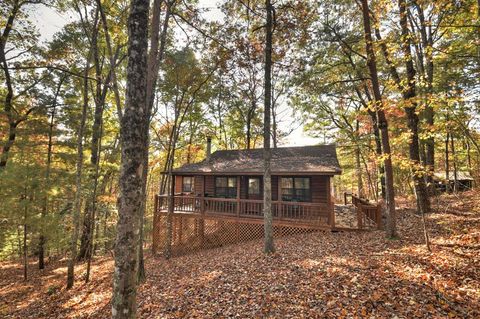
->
[2, 191, 480, 318]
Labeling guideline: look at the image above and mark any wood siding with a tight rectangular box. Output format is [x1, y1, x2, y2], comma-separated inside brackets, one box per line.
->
[194, 176, 203, 196]
[205, 175, 215, 196]
[178, 174, 330, 204]
[175, 175, 182, 193]
[311, 175, 330, 204]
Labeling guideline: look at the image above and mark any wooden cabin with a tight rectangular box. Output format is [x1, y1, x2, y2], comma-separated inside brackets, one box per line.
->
[434, 171, 474, 192]
[155, 144, 342, 229]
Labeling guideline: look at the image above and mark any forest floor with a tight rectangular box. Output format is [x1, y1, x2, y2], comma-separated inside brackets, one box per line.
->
[1, 191, 479, 318]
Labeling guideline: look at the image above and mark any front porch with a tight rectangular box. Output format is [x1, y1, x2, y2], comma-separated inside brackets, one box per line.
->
[154, 194, 334, 229]
[152, 193, 382, 256]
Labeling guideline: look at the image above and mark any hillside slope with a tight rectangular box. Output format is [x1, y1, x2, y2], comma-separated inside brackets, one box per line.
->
[1, 192, 479, 318]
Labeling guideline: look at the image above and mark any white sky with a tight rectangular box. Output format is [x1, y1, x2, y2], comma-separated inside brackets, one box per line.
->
[31, 0, 321, 147]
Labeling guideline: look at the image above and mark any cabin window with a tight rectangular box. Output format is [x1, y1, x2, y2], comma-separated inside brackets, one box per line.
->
[182, 176, 194, 193]
[215, 177, 237, 198]
[281, 177, 311, 202]
[248, 177, 261, 195]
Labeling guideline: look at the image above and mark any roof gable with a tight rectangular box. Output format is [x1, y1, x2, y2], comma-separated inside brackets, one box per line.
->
[172, 144, 341, 175]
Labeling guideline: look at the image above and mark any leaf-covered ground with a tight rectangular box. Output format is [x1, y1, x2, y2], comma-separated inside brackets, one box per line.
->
[1, 191, 479, 318]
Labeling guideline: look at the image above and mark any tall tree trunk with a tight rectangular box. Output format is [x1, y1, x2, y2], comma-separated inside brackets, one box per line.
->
[368, 110, 386, 199]
[445, 132, 450, 193]
[0, 2, 19, 171]
[85, 121, 103, 283]
[263, 0, 274, 254]
[355, 121, 364, 197]
[39, 77, 64, 270]
[398, 0, 430, 215]
[355, 146, 363, 197]
[451, 134, 458, 193]
[66, 60, 92, 289]
[112, 0, 149, 316]
[164, 116, 180, 259]
[137, 0, 173, 282]
[416, 3, 435, 193]
[360, 0, 397, 238]
[23, 186, 28, 281]
[79, 13, 110, 262]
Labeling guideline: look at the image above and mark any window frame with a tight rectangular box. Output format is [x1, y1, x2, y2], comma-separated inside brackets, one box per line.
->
[247, 177, 261, 196]
[182, 176, 194, 193]
[214, 176, 238, 198]
[280, 177, 312, 202]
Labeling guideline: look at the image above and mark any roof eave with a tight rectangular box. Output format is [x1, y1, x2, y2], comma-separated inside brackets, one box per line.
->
[168, 170, 342, 176]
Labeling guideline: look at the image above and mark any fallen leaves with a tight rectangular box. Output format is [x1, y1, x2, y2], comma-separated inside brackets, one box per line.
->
[1, 191, 479, 318]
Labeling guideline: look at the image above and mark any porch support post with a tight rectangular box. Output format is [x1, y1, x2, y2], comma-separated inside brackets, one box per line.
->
[277, 176, 282, 219]
[201, 175, 206, 214]
[329, 177, 335, 228]
[152, 194, 159, 254]
[236, 176, 241, 217]
[199, 175, 205, 244]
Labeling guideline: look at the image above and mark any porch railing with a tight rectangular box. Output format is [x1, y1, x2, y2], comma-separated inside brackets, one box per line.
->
[351, 194, 382, 230]
[155, 194, 332, 226]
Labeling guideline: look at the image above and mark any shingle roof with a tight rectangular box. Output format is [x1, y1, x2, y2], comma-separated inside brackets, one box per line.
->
[434, 171, 474, 181]
[172, 144, 341, 175]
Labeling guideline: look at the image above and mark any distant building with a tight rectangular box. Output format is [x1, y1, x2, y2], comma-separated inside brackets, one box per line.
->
[433, 171, 474, 192]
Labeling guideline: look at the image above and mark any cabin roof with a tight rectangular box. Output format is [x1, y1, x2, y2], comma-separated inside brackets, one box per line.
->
[434, 171, 474, 181]
[172, 144, 342, 175]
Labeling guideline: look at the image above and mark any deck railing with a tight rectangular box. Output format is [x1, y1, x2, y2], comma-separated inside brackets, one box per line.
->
[351, 194, 382, 230]
[155, 194, 332, 226]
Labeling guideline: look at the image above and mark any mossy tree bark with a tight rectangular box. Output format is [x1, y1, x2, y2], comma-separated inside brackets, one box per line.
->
[111, 0, 149, 316]
[263, 0, 275, 254]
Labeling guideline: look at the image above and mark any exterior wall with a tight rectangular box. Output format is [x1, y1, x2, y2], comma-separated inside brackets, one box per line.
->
[311, 175, 330, 204]
[194, 176, 203, 196]
[174, 175, 182, 193]
[186, 174, 331, 204]
[205, 175, 215, 196]
[272, 176, 279, 201]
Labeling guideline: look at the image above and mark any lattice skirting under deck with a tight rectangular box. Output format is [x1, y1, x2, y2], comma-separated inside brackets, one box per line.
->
[152, 213, 327, 257]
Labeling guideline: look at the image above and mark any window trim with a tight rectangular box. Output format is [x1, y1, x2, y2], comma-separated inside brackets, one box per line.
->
[280, 176, 312, 202]
[182, 176, 194, 193]
[214, 176, 238, 198]
[247, 177, 261, 196]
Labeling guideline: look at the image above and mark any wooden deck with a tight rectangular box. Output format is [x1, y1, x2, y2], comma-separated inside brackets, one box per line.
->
[152, 194, 382, 256]
[155, 194, 334, 229]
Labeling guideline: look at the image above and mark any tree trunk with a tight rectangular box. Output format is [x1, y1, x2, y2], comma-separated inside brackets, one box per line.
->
[355, 146, 363, 197]
[67, 40, 94, 289]
[398, 0, 430, 215]
[263, 0, 275, 254]
[368, 110, 386, 199]
[360, 0, 397, 238]
[79, 14, 107, 262]
[451, 134, 458, 193]
[39, 76, 64, 270]
[0, 3, 19, 171]
[112, 0, 149, 316]
[355, 121, 364, 197]
[445, 132, 450, 193]
[137, 0, 173, 282]
[23, 189, 28, 281]
[418, 4, 435, 193]
[164, 117, 180, 259]
[85, 121, 103, 283]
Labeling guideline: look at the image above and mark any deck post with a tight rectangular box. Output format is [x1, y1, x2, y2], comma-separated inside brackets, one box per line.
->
[152, 194, 159, 253]
[236, 176, 241, 217]
[200, 175, 206, 244]
[277, 176, 282, 219]
[376, 203, 382, 230]
[329, 177, 335, 228]
[357, 204, 364, 229]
